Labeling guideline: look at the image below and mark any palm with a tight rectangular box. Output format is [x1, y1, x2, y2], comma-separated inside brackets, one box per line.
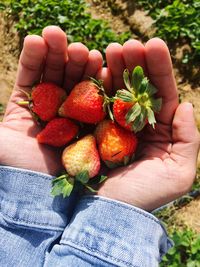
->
[0, 90, 63, 175]
[98, 39, 199, 210]
[0, 26, 103, 176]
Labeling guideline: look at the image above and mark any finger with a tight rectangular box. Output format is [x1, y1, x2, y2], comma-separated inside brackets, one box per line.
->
[145, 38, 178, 125]
[82, 49, 103, 79]
[171, 102, 200, 177]
[64, 43, 89, 92]
[106, 43, 125, 91]
[122, 39, 146, 73]
[16, 35, 47, 88]
[96, 67, 113, 96]
[42, 26, 68, 86]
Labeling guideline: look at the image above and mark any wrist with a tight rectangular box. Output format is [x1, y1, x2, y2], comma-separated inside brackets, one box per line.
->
[97, 177, 163, 212]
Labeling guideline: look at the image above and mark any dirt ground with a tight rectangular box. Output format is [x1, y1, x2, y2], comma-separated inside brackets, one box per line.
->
[0, 13, 19, 119]
[0, 1, 200, 232]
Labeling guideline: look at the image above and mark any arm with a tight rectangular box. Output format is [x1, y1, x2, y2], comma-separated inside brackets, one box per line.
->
[0, 166, 76, 267]
[45, 196, 172, 267]
[0, 166, 172, 267]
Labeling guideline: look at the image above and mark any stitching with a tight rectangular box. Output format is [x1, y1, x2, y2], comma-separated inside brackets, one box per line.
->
[63, 239, 133, 267]
[81, 196, 160, 225]
[0, 167, 53, 181]
[0, 196, 64, 231]
[0, 210, 64, 232]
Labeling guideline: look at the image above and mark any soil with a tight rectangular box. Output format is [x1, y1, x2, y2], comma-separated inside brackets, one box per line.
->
[0, 1, 200, 231]
[0, 12, 19, 119]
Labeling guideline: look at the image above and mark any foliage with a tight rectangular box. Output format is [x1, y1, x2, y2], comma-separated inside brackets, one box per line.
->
[137, 0, 200, 64]
[161, 228, 200, 267]
[0, 104, 4, 114]
[2, 0, 130, 54]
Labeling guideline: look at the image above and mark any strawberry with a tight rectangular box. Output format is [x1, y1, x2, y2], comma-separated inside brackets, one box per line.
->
[18, 82, 67, 121]
[95, 120, 138, 168]
[113, 66, 162, 132]
[37, 118, 79, 147]
[51, 135, 101, 197]
[59, 79, 109, 124]
[112, 99, 133, 131]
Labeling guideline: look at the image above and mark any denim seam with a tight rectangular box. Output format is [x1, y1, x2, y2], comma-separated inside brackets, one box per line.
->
[0, 168, 53, 181]
[0, 197, 64, 231]
[0, 209, 64, 231]
[0, 210, 64, 232]
[62, 239, 133, 267]
[82, 196, 162, 226]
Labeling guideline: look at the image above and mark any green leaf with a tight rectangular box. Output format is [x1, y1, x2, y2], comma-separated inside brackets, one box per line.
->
[105, 160, 120, 169]
[151, 98, 162, 113]
[51, 175, 74, 198]
[138, 77, 149, 94]
[125, 102, 141, 124]
[147, 108, 156, 128]
[131, 66, 144, 92]
[85, 185, 98, 193]
[51, 174, 69, 185]
[145, 82, 158, 96]
[88, 174, 108, 185]
[131, 109, 147, 133]
[0, 104, 4, 114]
[116, 90, 134, 102]
[98, 175, 108, 184]
[123, 69, 132, 91]
[75, 170, 89, 184]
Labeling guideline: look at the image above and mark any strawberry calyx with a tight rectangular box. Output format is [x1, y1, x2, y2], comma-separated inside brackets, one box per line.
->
[90, 77, 114, 121]
[51, 170, 108, 197]
[115, 66, 162, 133]
[51, 174, 74, 198]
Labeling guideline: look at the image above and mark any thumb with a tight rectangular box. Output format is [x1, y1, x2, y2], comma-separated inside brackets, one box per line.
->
[172, 102, 200, 165]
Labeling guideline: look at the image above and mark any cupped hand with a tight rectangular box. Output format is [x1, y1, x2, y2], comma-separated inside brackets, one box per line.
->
[0, 26, 105, 176]
[97, 38, 200, 211]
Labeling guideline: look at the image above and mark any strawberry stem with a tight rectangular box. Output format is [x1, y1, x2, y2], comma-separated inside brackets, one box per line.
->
[16, 100, 30, 106]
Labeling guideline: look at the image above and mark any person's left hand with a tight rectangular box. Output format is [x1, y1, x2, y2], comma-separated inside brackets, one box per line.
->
[0, 26, 106, 176]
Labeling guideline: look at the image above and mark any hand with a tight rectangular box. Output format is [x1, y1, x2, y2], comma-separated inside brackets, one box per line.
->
[0, 26, 105, 176]
[97, 38, 200, 211]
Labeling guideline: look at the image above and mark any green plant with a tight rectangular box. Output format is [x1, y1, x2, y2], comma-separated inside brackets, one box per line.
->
[161, 228, 200, 267]
[2, 0, 130, 54]
[137, 0, 200, 64]
[0, 104, 4, 114]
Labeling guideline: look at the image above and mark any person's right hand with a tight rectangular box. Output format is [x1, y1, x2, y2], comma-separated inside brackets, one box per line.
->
[0, 26, 105, 176]
[97, 38, 200, 211]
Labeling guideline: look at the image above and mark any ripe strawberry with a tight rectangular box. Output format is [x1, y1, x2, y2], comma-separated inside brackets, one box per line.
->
[113, 66, 162, 132]
[37, 118, 79, 147]
[62, 134, 100, 178]
[51, 135, 101, 197]
[95, 120, 138, 168]
[18, 82, 67, 121]
[59, 79, 109, 124]
[113, 99, 133, 131]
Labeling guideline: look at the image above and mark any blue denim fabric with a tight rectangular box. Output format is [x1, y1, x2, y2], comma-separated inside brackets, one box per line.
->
[0, 166, 173, 267]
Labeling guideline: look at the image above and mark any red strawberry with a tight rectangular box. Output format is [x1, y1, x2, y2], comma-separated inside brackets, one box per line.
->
[37, 118, 79, 147]
[113, 66, 162, 132]
[95, 120, 138, 168]
[18, 82, 67, 121]
[51, 135, 101, 197]
[59, 79, 108, 124]
[113, 99, 133, 131]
